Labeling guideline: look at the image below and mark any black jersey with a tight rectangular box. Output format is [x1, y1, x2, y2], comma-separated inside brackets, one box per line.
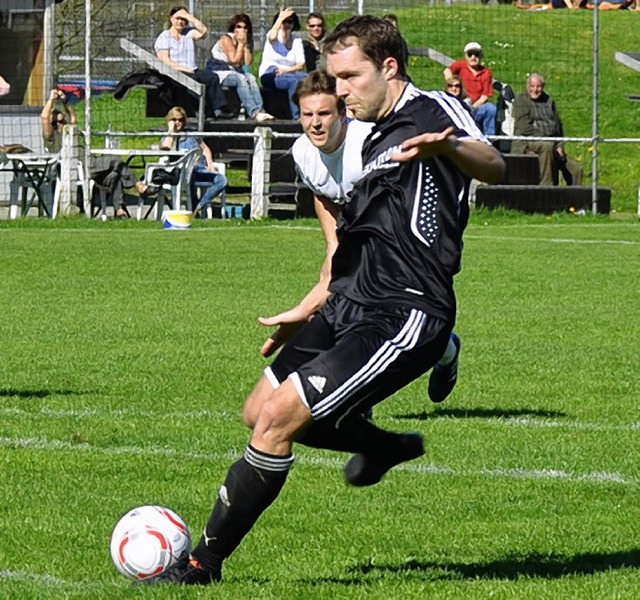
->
[329, 83, 488, 321]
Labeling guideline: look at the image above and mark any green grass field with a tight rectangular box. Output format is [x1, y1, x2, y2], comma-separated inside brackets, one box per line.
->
[0, 218, 638, 598]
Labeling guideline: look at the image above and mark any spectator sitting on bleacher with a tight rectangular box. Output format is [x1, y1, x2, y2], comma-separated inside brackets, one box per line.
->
[137, 107, 228, 218]
[445, 75, 472, 109]
[444, 42, 497, 136]
[259, 7, 307, 120]
[512, 73, 583, 186]
[41, 88, 77, 153]
[298, 12, 327, 72]
[154, 5, 228, 119]
[207, 14, 275, 122]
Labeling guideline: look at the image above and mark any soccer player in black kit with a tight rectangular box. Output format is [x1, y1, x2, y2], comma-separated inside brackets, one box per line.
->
[156, 15, 506, 585]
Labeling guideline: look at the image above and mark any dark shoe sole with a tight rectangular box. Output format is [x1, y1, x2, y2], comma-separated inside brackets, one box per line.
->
[344, 433, 425, 487]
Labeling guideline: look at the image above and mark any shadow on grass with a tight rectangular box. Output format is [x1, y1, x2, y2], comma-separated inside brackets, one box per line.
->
[0, 388, 82, 399]
[345, 550, 640, 581]
[394, 407, 567, 420]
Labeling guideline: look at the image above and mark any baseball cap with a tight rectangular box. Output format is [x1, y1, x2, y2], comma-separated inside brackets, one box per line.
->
[464, 42, 483, 54]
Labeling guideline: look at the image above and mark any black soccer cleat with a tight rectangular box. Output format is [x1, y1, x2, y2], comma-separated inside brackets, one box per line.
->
[150, 557, 221, 586]
[344, 433, 425, 487]
[428, 333, 461, 403]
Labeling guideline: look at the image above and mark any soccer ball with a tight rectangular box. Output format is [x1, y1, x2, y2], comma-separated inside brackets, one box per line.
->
[110, 505, 191, 581]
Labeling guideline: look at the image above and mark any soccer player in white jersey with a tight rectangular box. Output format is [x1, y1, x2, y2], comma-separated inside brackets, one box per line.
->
[155, 16, 505, 586]
[260, 70, 462, 403]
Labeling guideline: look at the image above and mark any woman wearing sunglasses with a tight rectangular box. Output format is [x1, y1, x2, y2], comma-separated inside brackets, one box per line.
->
[208, 14, 275, 122]
[138, 107, 228, 218]
[258, 7, 307, 119]
[444, 75, 472, 109]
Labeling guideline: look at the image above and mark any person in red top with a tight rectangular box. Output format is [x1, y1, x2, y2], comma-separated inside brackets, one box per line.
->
[444, 42, 497, 136]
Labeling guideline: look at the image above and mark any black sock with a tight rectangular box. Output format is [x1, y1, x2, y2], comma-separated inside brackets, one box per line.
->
[299, 415, 406, 456]
[191, 445, 293, 573]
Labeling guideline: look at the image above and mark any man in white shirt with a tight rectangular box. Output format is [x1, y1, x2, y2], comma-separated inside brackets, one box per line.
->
[154, 5, 228, 118]
[260, 71, 461, 405]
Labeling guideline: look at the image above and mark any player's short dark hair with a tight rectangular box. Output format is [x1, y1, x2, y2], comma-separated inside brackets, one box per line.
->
[169, 6, 188, 16]
[293, 70, 346, 114]
[323, 15, 407, 78]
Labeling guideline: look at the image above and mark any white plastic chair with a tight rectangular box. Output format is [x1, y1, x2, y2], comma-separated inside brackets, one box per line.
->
[136, 148, 202, 220]
[52, 161, 89, 218]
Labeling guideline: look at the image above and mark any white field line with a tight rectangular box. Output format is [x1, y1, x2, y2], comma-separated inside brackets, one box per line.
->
[0, 569, 118, 591]
[0, 435, 636, 487]
[1, 225, 638, 246]
[2, 406, 639, 433]
[464, 234, 640, 246]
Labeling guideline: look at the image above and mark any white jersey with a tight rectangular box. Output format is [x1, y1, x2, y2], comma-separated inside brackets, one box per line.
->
[292, 120, 374, 205]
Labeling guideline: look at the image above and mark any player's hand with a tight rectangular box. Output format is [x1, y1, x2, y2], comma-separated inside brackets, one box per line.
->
[258, 307, 309, 357]
[391, 127, 456, 162]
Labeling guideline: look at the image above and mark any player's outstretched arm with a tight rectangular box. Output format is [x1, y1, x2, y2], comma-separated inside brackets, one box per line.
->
[259, 278, 332, 357]
[392, 127, 506, 184]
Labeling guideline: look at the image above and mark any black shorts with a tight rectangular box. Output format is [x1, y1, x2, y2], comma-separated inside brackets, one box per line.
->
[266, 294, 453, 421]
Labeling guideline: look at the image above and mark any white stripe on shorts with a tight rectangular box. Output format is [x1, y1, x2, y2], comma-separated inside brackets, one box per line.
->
[312, 309, 427, 419]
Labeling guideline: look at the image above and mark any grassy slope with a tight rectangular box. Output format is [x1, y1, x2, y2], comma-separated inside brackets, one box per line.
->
[77, 7, 639, 210]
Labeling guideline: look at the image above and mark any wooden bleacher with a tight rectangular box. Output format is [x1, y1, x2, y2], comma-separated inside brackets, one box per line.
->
[475, 153, 611, 214]
[119, 38, 206, 130]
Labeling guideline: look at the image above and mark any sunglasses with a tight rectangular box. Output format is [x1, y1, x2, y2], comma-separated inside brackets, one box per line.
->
[235, 24, 248, 29]
[466, 51, 481, 57]
[170, 117, 185, 123]
[308, 23, 323, 28]
[283, 19, 294, 25]
[447, 84, 461, 88]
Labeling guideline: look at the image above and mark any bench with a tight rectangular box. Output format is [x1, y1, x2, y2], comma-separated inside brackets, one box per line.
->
[614, 51, 640, 73]
[475, 185, 611, 214]
[119, 38, 206, 130]
[145, 77, 293, 122]
[500, 153, 540, 185]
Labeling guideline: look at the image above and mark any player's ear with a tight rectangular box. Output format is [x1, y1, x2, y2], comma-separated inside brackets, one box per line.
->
[382, 57, 398, 80]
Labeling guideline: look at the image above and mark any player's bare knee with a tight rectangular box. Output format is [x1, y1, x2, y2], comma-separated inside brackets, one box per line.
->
[252, 390, 311, 449]
[242, 376, 274, 429]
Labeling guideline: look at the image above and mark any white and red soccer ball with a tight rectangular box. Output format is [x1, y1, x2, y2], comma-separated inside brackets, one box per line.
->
[110, 505, 191, 581]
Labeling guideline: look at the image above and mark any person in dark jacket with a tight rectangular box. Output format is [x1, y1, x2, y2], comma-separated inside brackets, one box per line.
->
[512, 73, 583, 185]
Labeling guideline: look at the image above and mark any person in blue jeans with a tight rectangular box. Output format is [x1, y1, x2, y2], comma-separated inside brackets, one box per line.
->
[258, 7, 307, 119]
[207, 14, 275, 122]
[160, 106, 227, 218]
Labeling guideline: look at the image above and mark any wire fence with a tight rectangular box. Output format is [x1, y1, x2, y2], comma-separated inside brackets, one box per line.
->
[0, 0, 639, 215]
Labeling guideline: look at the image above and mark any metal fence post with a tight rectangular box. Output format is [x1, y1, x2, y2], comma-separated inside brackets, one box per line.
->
[251, 126, 272, 220]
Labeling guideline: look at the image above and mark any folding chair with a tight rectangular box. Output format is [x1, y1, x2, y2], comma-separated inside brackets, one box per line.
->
[136, 148, 202, 220]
